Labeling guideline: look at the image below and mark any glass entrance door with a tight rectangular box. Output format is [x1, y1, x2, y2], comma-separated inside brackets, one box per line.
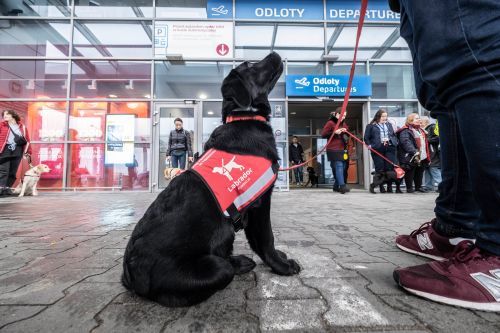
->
[153, 103, 199, 190]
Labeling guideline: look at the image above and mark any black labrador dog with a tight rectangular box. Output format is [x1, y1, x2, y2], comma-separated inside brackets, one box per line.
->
[122, 52, 301, 307]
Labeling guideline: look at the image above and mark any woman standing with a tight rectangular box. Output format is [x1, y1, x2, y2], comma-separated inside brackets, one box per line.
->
[397, 113, 430, 193]
[0, 110, 31, 196]
[166, 118, 193, 169]
[321, 107, 350, 194]
[364, 109, 400, 193]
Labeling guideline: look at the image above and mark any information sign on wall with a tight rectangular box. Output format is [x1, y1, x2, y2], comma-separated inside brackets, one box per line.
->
[154, 21, 233, 59]
[286, 75, 372, 97]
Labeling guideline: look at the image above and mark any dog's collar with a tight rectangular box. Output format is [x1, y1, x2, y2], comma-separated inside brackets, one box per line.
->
[226, 115, 267, 123]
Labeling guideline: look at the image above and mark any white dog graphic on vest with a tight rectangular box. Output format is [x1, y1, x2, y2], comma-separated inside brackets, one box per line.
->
[212, 156, 245, 181]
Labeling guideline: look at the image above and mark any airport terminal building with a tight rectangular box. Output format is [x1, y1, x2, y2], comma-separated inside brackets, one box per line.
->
[0, 0, 423, 192]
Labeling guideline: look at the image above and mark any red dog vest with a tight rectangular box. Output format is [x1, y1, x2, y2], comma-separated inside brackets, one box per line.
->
[191, 148, 276, 223]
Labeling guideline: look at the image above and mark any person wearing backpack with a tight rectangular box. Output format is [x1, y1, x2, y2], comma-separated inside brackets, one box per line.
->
[166, 118, 193, 169]
[0, 110, 32, 196]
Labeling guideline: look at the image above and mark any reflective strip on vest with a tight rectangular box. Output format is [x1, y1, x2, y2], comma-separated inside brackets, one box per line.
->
[191, 148, 276, 221]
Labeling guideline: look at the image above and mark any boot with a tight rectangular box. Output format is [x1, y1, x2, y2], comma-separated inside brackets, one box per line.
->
[369, 183, 376, 194]
[395, 181, 403, 193]
[340, 185, 350, 194]
[379, 185, 387, 193]
[386, 181, 393, 193]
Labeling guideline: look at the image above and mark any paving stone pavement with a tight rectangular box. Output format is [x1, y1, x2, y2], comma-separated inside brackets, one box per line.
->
[0, 190, 499, 333]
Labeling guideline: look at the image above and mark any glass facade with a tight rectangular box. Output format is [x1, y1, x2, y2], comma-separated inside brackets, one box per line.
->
[0, 0, 419, 191]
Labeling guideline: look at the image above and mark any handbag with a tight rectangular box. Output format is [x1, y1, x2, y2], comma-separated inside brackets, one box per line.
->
[8, 125, 28, 146]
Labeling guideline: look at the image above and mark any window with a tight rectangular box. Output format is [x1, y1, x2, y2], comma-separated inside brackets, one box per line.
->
[69, 101, 151, 142]
[71, 61, 151, 98]
[0, 101, 66, 142]
[67, 143, 151, 190]
[0, 19, 71, 57]
[154, 61, 232, 99]
[30, 143, 65, 189]
[72, 21, 153, 58]
[156, 0, 211, 19]
[0, 60, 68, 99]
[0, 1, 71, 17]
[287, 62, 325, 76]
[370, 64, 416, 99]
[370, 101, 419, 129]
[235, 23, 325, 61]
[74, 0, 154, 18]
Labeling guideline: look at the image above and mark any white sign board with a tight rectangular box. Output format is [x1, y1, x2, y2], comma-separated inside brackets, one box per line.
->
[105, 114, 135, 165]
[154, 21, 233, 59]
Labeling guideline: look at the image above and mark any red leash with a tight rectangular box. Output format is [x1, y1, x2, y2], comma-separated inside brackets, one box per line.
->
[279, 0, 368, 172]
[344, 130, 405, 179]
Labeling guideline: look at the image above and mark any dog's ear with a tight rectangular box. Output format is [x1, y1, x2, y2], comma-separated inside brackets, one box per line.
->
[221, 71, 252, 110]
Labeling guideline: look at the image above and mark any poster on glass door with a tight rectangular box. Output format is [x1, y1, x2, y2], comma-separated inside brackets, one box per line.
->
[154, 21, 233, 59]
[105, 114, 135, 165]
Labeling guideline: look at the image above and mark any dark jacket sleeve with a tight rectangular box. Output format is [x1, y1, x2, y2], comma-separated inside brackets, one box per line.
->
[185, 131, 193, 157]
[388, 0, 401, 13]
[399, 129, 417, 154]
[426, 125, 439, 145]
[298, 144, 304, 160]
[363, 124, 372, 146]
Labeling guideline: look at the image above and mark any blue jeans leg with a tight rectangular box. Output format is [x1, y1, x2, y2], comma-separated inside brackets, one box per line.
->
[171, 152, 186, 169]
[334, 161, 345, 187]
[425, 166, 442, 190]
[400, 0, 500, 254]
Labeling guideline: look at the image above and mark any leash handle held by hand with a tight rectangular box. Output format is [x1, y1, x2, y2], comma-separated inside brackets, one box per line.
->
[279, 0, 368, 172]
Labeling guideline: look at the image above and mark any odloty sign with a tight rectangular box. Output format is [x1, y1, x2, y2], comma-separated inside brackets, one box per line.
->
[286, 75, 372, 97]
[231, 0, 398, 22]
[154, 21, 233, 59]
[235, 0, 324, 20]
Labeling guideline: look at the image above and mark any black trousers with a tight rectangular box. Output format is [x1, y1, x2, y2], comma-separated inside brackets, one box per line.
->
[404, 165, 425, 191]
[0, 147, 23, 188]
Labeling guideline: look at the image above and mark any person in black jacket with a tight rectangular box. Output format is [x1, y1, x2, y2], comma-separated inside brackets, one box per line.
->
[423, 121, 441, 192]
[364, 109, 400, 193]
[396, 113, 430, 193]
[166, 118, 193, 169]
[289, 136, 304, 186]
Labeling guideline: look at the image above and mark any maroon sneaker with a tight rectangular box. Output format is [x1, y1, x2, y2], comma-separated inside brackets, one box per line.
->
[395, 219, 474, 261]
[394, 242, 500, 312]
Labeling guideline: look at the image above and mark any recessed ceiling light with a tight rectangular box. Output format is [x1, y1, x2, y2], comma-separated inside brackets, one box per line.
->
[290, 112, 297, 115]
[144, 94, 151, 98]
[199, 93, 208, 100]
[207, 111, 214, 115]
[109, 94, 117, 98]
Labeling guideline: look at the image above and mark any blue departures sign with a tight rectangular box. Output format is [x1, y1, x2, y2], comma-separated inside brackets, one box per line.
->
[235, 0, 324, 21]
[207, 0, 233, 19]
[286, 75, 372, 97]
[326, 0, 400, 22]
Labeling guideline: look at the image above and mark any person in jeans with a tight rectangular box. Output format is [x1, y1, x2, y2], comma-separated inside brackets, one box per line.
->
[422, 121, 442, 192]
[396, 113, 430, 193]
[364, 109, 400, 194]
[0, 110, 31, 196]
[389, 0, 500, 311]
[166, 118, 193, 169]
[289, 136, 304, 186]
[321, 108, 350, 194]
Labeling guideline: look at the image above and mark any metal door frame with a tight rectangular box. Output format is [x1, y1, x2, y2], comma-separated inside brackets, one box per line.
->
[152, 102, 201, 191]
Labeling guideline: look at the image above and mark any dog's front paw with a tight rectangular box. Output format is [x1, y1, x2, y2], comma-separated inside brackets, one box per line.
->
[272, 259, 301, 276]
[275, 249, 288, 260]
[286, 259, 301, 275]
[230, 255, 256, 275]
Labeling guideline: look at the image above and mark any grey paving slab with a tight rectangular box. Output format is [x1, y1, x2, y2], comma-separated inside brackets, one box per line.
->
[0, 191, 497, 333]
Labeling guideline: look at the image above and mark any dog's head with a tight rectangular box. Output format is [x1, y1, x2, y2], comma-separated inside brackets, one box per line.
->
[33, 164, 51, 175]
[221, 52, 283, 123]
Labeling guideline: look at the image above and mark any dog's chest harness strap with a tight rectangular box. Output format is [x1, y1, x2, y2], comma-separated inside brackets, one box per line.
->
[190, 148, 276, 230]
